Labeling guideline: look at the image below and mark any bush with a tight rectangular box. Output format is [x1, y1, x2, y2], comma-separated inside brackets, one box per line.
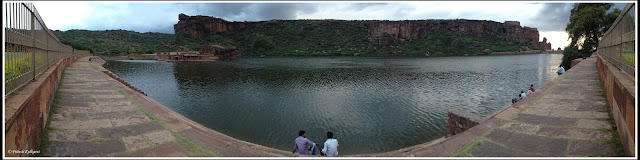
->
[110, 49, 121, 55]
[561, 47, 581, 70]
[252, 34, 274, 51]
[146, 49, 155, 54]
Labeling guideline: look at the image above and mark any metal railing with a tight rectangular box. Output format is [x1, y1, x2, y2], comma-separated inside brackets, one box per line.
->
[4, 2, 90, 95]
[598, 3, 636, 78]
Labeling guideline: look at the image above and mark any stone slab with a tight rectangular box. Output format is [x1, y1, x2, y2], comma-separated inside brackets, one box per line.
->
[548, 110, 609, 119]
[97, 122, 165, 139]
[110, 116, 150, 127]
[576, 119, 612, 129]
[46, 139, 126, 156]
[72, 112, 123, 120]
[567, 141, 616, 156]
[499, 122, 540, 135]
[521, 108, 550, 116]
[122, 135, 150, 151]
[537, 127, 612, 140]
[142, 130, 175, 146]
[47, 130, 99, 142]
[50, 119, 113, 129]
[114, 142, 192, 157]
[486, 129, 568, 156]
[514, 114, 577, 127]
[471, 141, 540, 157]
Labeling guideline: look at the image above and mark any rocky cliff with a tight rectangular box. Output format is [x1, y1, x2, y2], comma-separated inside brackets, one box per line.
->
[174, 14, 552, 51]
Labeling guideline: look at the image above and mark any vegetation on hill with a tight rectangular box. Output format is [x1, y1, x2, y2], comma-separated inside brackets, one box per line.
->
[53, 22, 537, 57]
[53, 29, 176, 55]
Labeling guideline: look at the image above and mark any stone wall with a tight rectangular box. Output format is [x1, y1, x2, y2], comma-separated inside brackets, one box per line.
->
[571, 58, 583, 68]
[4, 53, 90, 157]
[490, 50, 543, 55]
[445, 108, 484, 138]
[596, 56, 636, 156]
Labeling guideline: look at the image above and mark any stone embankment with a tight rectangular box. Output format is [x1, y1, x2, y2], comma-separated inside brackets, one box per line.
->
[490, 50, 563, 55]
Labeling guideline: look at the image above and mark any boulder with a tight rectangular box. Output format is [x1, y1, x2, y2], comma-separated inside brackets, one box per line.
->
[482, 49, 491, 54]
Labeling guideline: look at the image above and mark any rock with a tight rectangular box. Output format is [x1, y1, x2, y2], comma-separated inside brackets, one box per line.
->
[201, 44, 237, 59]
[483, 49, 491, 54]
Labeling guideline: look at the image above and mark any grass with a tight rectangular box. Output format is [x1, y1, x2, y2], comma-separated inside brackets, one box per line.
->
[620, 51, 635, 67]
[89, 62, 100, 71]
[447, 138, 484, 157]
[37, 69, 67, 156]
[89, 138, 106, 144]
[173, 133, 221, 157]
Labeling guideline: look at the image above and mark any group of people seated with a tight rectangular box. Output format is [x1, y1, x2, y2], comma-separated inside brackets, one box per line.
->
[512, 84, 535, 104]
[293, 130, 339, 157]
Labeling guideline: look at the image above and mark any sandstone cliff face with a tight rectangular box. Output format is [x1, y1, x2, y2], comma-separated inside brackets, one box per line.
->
[356, 20, 542, 47]
[174, 13, 250, 39]
[174, 14, 551, 51]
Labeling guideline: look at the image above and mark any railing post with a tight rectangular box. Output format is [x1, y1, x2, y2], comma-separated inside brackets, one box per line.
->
[31, 7, 36, 82]
[46, 32, 49, 68]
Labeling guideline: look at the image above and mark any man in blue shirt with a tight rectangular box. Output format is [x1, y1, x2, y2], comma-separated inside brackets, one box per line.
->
[557, 65, 565, 75]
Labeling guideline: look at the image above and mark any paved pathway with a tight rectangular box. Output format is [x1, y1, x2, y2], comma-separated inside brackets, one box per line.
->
[41, 56, 294, 157]
[455, 58, 624, 157]
[41, 57, 214, 157]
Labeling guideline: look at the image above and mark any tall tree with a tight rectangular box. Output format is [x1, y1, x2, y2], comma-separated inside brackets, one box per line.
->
[562, 3, 621, 70]
[566, 3, 621, 53]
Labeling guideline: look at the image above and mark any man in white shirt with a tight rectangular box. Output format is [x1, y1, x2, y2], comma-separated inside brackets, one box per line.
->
[520, 90, 527, 99]
[321, 132, 339, 157]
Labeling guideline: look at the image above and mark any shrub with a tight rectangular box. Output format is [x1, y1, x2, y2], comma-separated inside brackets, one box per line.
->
[110, 49, 121, 55]
[561, 46, 581, 70]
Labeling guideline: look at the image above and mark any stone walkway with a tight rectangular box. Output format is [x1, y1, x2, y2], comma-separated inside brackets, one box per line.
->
[41, 57, 213, 157]
[40, 57, 294, 157]
[453, 58, 624, 157]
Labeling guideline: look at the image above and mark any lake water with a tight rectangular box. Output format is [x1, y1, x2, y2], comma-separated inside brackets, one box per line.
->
[103, 54, 562, 155]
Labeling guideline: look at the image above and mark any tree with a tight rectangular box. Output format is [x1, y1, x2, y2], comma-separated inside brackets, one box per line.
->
[566, 3, 621, 54]
[564, 3, 621, 70]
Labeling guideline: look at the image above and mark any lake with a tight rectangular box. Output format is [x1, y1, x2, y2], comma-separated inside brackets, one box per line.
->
[103, 54, 562, 155]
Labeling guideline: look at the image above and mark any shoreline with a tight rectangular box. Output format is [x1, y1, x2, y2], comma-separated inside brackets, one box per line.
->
[100, 50, 563, 61]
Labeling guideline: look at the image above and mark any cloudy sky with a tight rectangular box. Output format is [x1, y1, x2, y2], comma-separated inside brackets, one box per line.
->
[31, 2, 629, 49]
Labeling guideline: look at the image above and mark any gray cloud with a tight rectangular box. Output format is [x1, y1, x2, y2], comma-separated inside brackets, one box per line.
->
[529, 3, 574, 32]
[348, 3, 389, 11]
[49, 2, 625, 35]
[530, 3, 628, 32]
[181, 3, 320, 21]
[70, 3, 326, 33]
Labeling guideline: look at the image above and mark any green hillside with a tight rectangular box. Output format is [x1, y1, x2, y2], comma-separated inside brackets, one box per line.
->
[53, 22, 536, 56]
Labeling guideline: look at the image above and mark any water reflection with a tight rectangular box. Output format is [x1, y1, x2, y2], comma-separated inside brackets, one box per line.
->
[104, 54, 562, 155]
